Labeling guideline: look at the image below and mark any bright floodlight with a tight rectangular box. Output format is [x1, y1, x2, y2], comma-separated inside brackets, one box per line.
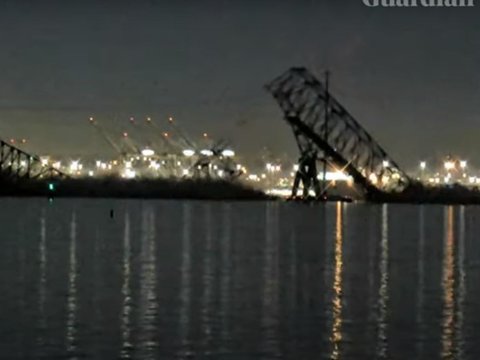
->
[141, 148, 155, 157]
[420, 161, 426, 170]
[222, 149, 235, 157]
[123, 169, 136, 179]
[70, 160, 80, 172]
[182, 149, 195, 157]
[460, 160, 467, 169]
[382, 160, 389, 168]
[200, 149, 213, 156]
[444, 161, 455, 171]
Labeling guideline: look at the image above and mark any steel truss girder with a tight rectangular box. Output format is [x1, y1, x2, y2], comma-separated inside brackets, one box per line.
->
[0, 139, 65, 181]
[265, 67, 410, 195]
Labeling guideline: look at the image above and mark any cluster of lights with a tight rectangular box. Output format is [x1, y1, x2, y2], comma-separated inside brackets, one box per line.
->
[444, 161, 455, 171]
[266, 163, 281, 172]
[96, 161, 112, 170]
[69, 160, 82, 173]
[149, 161, 161, 170]
[443, 159, 467, 171]
[122, 169, 136, 179]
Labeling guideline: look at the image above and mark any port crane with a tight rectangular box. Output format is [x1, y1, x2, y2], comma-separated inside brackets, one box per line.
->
[88, 117, 128, 158]
[169, 118, 241, 179]
[145, 117, 183, 155]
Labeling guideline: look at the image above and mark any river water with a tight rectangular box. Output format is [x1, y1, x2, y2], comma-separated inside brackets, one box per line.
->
[0, 199, 478, 359]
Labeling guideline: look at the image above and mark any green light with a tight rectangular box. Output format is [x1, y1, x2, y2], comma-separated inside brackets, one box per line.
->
[48, 183, 55, 191]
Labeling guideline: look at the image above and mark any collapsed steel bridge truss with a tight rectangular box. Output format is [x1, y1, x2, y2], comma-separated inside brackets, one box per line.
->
[0, 139, 64, 180]
[265, 67, 410, 197]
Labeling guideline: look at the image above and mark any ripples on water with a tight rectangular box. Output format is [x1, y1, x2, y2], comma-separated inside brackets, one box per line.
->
[0, 199, 479, 359]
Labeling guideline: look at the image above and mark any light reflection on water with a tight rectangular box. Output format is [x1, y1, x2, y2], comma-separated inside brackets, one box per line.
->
[37, 209, 47, 349]
[456, 206, 466, 360]
[442, 207, 455, 359]
[120, 211, 132, 359]
[1, 199, 480, 359]
[178, 202, 192, 359]
[138, 206, 158, 359]
[376, 204, 390, 359]
[329, 202, 343, 360]
[66, 212, 77, 359]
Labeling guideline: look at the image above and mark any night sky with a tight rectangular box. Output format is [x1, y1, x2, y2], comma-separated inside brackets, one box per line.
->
[0, 0, 479, 169]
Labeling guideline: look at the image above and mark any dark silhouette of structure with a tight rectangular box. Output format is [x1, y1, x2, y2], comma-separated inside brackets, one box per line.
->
[266, 67, 410, 199]
[0, 139, 64, 180]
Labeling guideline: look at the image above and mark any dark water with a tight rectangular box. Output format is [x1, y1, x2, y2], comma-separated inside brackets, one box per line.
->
[1, 199, 479, 359]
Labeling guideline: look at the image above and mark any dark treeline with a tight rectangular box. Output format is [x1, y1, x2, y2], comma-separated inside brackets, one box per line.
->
[0, 175, 270, 200]
[369, 181, 480, 205]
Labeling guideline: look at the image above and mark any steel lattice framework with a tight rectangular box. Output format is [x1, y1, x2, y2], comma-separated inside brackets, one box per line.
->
[0, 139, 65, 180]
[266, 67, 410, 196]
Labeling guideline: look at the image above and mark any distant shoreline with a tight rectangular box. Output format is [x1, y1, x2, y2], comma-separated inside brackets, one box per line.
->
[3, 176, 480, 205]
[0, 177, 272, 201]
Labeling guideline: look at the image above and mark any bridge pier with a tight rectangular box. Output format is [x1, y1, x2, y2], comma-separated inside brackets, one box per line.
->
[292, 153, 321, 198]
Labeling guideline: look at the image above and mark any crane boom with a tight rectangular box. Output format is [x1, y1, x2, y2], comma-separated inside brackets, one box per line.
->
[88, 118, 125, 156]
[146, 118, 182, 154]
[167, 117, 197, 150]
[120, 131, 141, 154]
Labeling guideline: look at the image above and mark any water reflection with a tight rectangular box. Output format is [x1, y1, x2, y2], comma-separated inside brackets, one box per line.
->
[37, 209, 47, 348]
[416, 207, 425, 359]
[440, 206, 467, 359]
[178, 203, 193, 358]
[261, 203, 280, 359]
[66, 212, 78, 359]
[219, 204, 232, 352]
[376, 204, 389, 359]
[138, 206, 158, 359]
[288, 218, 297, 318]
[201, 204, 214, 354]
[442, 207, 455, 359]
[456, 206, 466, 359]
[5, 200, 480, 360]
[330, 202, 344, 359]
[120, 212, 132, 359]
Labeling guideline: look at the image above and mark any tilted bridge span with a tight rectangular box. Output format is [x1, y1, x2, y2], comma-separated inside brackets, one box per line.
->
[266, 67, 411, 199]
